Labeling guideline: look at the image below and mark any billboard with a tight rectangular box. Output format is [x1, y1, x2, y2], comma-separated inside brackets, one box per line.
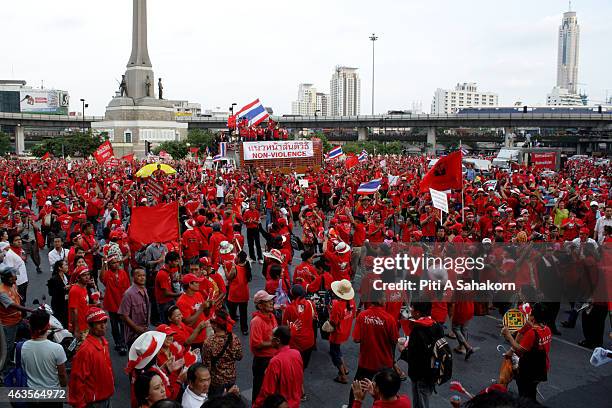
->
[19, 90, 69, 115]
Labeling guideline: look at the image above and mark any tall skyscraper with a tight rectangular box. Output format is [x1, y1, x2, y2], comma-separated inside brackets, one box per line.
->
[330, 66, 361, 116]
[291, 83, 317, 115]
[556, 9, 580, 94]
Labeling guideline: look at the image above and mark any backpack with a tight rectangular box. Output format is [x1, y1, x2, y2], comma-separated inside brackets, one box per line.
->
[430, 335, 453, 386]
[4, 341, 28, 389]
[135, 244, 149, 267]
[401, 323, 452, 387]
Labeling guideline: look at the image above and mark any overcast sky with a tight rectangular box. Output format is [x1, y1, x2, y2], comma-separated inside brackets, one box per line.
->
[1, 0, 610, 116]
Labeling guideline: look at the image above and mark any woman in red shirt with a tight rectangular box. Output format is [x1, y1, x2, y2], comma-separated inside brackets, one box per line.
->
[166, 305, 208, 346]
[328, 280, 356, 384]
[227, 251, 251, 335]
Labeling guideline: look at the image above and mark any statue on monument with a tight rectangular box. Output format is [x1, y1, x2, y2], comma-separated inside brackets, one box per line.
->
[120, 75, 128, 97]
[145, 75, 152, 97]
[158, 78, 163, 99]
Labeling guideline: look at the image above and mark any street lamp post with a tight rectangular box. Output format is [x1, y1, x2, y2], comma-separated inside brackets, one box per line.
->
[369, 33, 378, 115]
[80, 99, 88, 134]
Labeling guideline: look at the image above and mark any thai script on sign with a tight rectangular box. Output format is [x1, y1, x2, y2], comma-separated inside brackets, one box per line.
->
[243, 141, 314, 160]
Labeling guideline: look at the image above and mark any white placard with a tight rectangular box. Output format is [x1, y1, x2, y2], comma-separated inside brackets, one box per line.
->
[299, 179, 309, 188]
[243, 141, 314, 160]
[429, 188, 449, 213]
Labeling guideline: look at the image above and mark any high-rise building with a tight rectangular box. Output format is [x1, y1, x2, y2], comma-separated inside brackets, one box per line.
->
[330, 66, 361, 116]
[291, 83, 318, 116]
[546, 86, 585, 106]
[430, 83, 498, 114]
[556, 9, 580, 94]
[316, 92, 329, 116]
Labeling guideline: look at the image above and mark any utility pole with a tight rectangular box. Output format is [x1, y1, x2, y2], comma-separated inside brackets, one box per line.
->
[369, 33, 378, 115]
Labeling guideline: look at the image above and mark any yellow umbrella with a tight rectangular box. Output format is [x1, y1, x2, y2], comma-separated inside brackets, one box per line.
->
[135, 163, 177, 178]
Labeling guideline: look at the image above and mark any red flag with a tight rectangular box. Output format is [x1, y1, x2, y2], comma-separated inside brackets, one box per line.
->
[227, 115, 237, 129]
[449, 380, 473, 398]
[128, 202, 179, 245]
[121, 153, 135, 162]
[345, 154, 359, 170]
[41, 152, 51, 160]
[93, 141, 114, 164]
[419, 151, 463, 192]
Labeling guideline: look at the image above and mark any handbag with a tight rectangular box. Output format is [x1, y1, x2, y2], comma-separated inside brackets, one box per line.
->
[321, 320, 335, 333]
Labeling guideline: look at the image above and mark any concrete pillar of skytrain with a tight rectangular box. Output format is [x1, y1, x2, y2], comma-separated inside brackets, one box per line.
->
[426, 127, 436, 154]
[504, 128, 513, 148]
[15, 125, 25, 155]
[357, 127, 369, 141]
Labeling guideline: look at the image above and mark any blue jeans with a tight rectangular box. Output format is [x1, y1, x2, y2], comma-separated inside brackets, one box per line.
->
[2, 323, 18, 372]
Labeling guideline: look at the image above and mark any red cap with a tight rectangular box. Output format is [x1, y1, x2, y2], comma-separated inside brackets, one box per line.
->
[495, 226, 504, 231]
[156, 324, 177, 336]
[196, 215, 206, 224]
[86, 307, 108, 323]
[182, 274, 204, 285]
[579, 227, 589, 234]
[74, 266, 90, 277]
[199, 256, 211, 267]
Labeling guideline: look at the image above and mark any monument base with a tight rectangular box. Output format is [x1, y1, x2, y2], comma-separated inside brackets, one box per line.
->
[92, 96, 188, 158]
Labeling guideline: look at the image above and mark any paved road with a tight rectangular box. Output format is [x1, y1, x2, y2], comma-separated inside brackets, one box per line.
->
[22, 244, 612, 408]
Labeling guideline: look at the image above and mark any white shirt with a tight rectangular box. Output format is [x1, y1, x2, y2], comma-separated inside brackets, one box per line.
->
[181, 386, 207, 408]
[594, 216, 612, 244]
[48, 247, 68, 273]
[3, 248, 28, 285]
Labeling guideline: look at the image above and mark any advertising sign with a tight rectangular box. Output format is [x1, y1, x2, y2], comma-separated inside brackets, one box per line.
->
[19, 90, 69, 114]
[530, 152, 556, 170]
[243, 141, 313, 160]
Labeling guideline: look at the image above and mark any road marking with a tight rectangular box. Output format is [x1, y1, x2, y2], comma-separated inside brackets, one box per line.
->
[484, 315, 592, 352]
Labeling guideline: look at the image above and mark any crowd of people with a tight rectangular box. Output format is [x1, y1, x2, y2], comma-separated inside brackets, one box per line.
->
[0, 149, 610, 408]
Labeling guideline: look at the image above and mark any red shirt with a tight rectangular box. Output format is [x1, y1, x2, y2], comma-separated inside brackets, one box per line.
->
[170, 321, 194, 346]
[243, 209, 260, 229]
[254, 345, 304, 408]
[176, 291, 208, 344]
[228, 263, 250, 303]
[352, 222, 366, 246]
[68, 284, 89, 332]
[519, 325, 552, 371]
[68, 335, 114, 408]
[352, 305, 399, 371]
[182, 229, 202, 259]
[154, 268, 174, 304]
[329, 299, 356, 344]
[282, 298, 316, 351]
[250, 311, 278, 358]
[100, 269, 130, 313]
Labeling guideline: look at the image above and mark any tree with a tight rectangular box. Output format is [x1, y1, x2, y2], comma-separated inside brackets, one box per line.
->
[308, 132, 332, 152]
[186, 129, 216, 153]
[152, 141, 188, 159]
[30, 131, 106, 158]
[0, 131, 13, 156]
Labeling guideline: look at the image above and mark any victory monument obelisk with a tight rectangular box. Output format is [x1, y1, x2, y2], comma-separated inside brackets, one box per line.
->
[92, 0, 187, 158]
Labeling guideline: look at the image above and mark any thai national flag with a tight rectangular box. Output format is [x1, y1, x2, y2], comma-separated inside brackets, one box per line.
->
[326, 146, 343, 160]
[212, 154, 223, 162]
[219, 142, 227, 157]
[460, 146, 469, 156]
[357, 178, 382, 194]
[358, 149, 368, 162]
[235, 99, 270, 126]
